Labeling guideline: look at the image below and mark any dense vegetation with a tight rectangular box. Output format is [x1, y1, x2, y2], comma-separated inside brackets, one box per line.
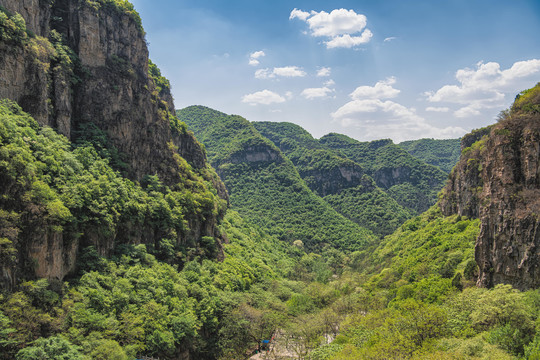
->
[0, 100, 348, 359]
[178, 106, 376, 251]
[0, 99, 225, 279]
[320, 134, 448, 214]
[253, 121, 413, 237]
[2, 0, 539, 358]
[398, 138, 461, 174]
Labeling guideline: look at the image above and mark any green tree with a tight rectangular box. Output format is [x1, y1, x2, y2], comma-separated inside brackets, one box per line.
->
[16, 336, 84, 360]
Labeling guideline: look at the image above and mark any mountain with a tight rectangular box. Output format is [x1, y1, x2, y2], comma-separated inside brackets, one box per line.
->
[253, 121, 414, 237]
[320, 133, 448, 214]
[440, 83, 540, 290]
[0, 0, 227, 286]
[398, 138, 461, 174]
[178, 106, 376, 251]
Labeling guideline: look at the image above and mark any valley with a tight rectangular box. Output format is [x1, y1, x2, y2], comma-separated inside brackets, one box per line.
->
[0, 1, 539, 359]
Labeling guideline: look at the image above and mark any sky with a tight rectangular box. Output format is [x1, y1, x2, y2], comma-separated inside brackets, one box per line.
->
[130, 0, 540, 142]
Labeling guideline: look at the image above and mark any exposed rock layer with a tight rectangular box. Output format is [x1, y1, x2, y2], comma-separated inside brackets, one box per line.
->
[441, 88, 540, 290]
[0, 0, 227, 286]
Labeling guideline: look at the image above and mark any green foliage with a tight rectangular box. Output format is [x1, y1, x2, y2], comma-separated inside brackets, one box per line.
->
[84, 0, 144, 34]
[512, 82, 540, 114]
[254, 121, 415, 237]
[0, 100, 223, 272]
[149, 60, 171, 97]
[178, 106, 376, 252]
[362, 206, 480, 289]
[323, 177, 414, 237]
[0, 310, 17, 357]
[398, 138, 461, 174]
[320, 133, 448, 214]
[16, 336, 84, 360]
[0, 7, 29, 46]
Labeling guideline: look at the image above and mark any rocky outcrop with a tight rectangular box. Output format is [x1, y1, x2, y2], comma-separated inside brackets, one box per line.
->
[230, 145, 281, 164]
[441, 84, 540, 290]
[0, 0, 228, 286]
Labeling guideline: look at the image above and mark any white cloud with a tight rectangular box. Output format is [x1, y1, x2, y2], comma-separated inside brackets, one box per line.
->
[255, 68, 273, 79]
[350, 77, 400, 100]
[248, 50, 266, 66]
[317, 67, 331, 77]
[290, 8, 373, 49]
[255, 66, 306, 79]
[285, 91, 293, 100]
[426, 107, 450, 112]
[307, 9, 367, 37]
[331, 78, 466, 142]
[426, 59, 540, 117]
[273, 66, 307, 77]
[454, 104, 482, 118]
[324, 79, 336, 87]
[384, 37, 396, 42]
[289, 8, 310, 21]
[325, 30, 373, 49]
[331, 99, 466, 142]
[301, 87, 334, 99]
[242, 90, 286, 105]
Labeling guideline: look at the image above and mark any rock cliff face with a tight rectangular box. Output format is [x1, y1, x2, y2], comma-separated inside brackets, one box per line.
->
[441, 84, 540, 290]
[0, 0, 227, 286]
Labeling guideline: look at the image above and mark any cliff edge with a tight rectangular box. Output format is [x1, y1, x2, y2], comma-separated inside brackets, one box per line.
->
[440, 83, 540, 290]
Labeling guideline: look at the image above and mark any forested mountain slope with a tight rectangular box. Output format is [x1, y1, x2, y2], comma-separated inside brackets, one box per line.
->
[254, 121, 413, 237]
[0, 0, 227, 287]
[178, 106, 376, 251]
[320, 134, 448, 214]
[398, 138, 461, 174]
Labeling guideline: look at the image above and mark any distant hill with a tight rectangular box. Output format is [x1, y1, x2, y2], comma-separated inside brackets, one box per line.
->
[177, 106, 376, 251]
[254, 121, 413, 237]
[320, 134, 448, 214]
[398, 138, 461, 174]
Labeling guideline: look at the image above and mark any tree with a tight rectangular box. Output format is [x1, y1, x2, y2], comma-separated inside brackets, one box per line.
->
[16, 336, 84, 360]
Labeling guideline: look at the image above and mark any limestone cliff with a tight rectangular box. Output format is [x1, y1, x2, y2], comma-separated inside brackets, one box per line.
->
[440, 83, 540, 290]
[0, 0, 228, 286]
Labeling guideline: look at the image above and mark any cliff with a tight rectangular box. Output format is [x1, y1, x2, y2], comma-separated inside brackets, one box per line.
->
[440, 83, 540, 290]
[0, 0, 227, 287]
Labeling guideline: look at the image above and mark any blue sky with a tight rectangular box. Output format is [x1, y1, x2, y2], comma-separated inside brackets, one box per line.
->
[131, 0, 540, 142]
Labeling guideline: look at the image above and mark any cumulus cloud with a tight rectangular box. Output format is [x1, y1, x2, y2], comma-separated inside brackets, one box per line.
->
[274, 66, 307, 77]
[324, 79, 336, 87]
[317, 67, 331, 77]
[242, 90, 286, 105]
[289, 8, 310, 21]
[331, 78, 466, 142]
[255, 66, 307, 79]
[350, 77, 400, 100]
[326, 31, 373, 49]
[426, 59, 540, 117]
[248, 50, 266, 66]
[301, 87, 334, 99]
[426, 107, 450, 112]
[290, 8, 373, 49]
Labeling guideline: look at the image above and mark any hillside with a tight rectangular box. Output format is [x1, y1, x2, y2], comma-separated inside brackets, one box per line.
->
[0, 0, 228, 287]
[398, 138, 461, 174]
[2, 0, 540, 359]
[320, 134, 448, 214]
[440, 83, 540, 290]
[178, 106, 376, 251]
[254, 121, 413, 237]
